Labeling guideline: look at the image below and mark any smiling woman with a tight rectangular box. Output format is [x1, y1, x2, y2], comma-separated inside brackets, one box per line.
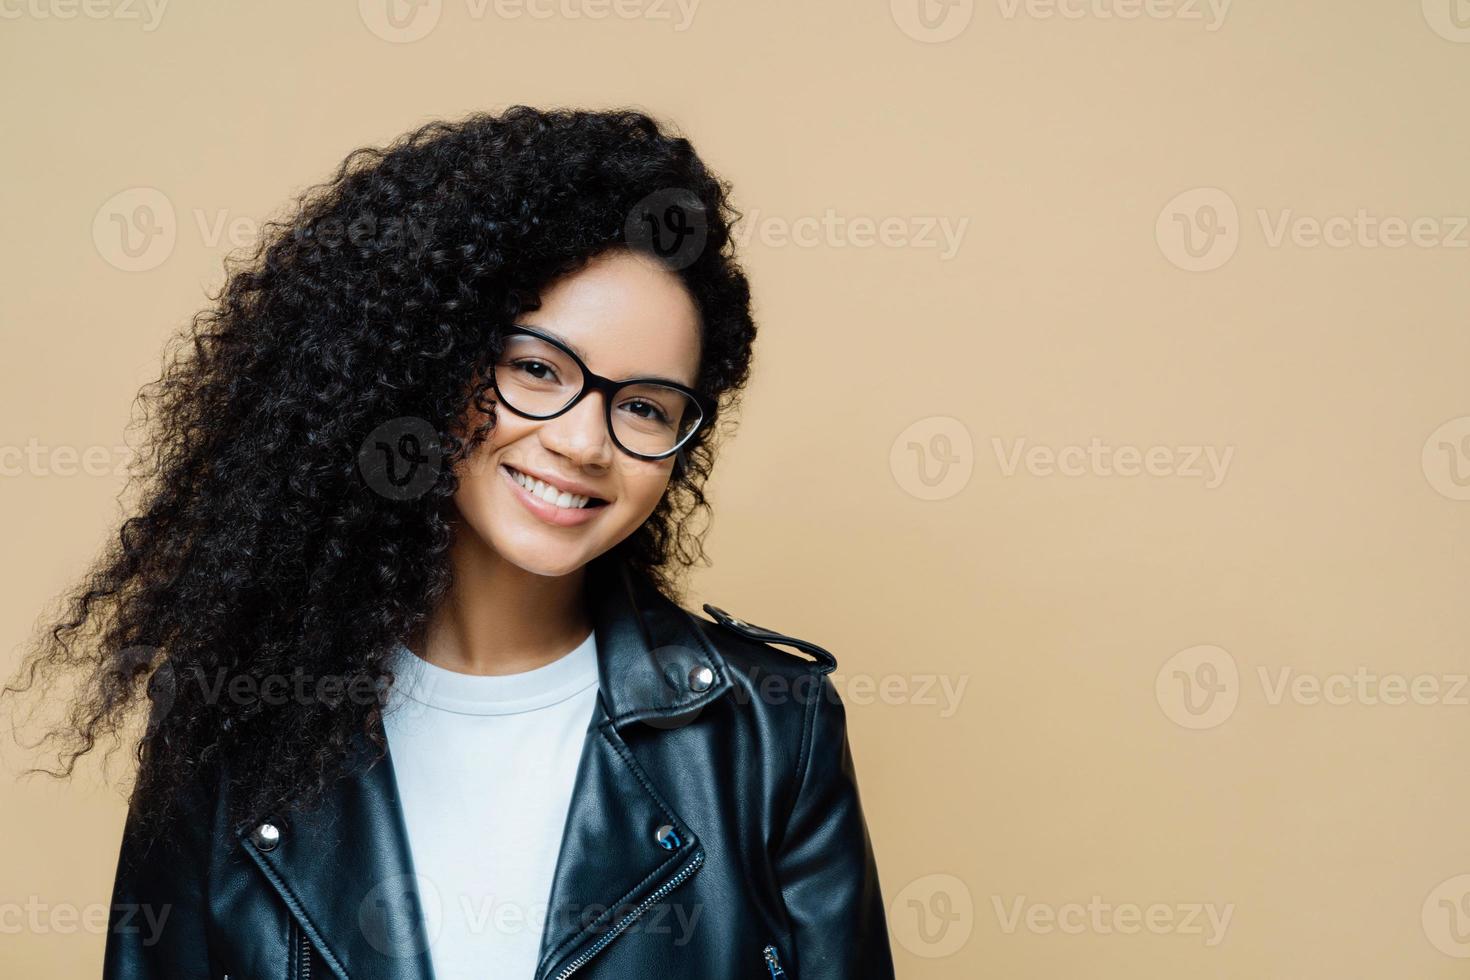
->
[3, 106, 895, 979]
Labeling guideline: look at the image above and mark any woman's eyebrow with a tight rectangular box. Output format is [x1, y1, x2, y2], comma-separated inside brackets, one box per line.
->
[532, 323, 696, 388]
[630, 370, 696, 388]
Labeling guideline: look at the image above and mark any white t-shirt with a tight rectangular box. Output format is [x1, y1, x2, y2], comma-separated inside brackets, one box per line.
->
[381, 631, 600, 980]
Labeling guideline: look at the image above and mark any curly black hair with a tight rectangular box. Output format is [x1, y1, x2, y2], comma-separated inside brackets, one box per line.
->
[3, 106, 756, 844]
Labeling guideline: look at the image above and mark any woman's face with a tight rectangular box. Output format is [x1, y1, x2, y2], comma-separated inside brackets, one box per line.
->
[452, 248, 703, 578]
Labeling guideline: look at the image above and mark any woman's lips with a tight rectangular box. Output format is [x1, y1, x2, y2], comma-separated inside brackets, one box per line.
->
[499, 463, 606, 528]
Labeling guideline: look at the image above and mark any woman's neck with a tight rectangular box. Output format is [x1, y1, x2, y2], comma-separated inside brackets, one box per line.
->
[406, 532, 594, 676]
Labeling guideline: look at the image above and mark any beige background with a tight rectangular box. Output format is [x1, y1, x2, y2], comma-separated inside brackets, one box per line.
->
[4, 1, 1470, 976]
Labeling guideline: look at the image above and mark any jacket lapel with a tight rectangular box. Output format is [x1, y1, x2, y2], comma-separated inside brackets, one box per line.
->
[236, 728, 436, 980]
[532, 555, 732, 980]
[235, 554, 730, 980]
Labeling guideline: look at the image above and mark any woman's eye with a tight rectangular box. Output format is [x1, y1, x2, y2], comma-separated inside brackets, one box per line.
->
[622, 399, 671, 424]
[513, 359, 557, 382]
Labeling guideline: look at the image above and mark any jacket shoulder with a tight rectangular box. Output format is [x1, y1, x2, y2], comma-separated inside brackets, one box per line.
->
[697, 602, 838, 675]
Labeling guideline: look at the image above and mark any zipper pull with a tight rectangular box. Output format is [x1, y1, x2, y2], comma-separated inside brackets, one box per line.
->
[763, 944, 787, 978]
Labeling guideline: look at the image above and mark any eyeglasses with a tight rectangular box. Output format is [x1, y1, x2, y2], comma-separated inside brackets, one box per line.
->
[489, 325, 715, 461]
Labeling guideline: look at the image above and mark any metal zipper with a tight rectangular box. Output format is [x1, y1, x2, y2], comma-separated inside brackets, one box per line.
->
[551, 850, 705, 980]
[763, 943, 787, 978]
[296, 922, 312, 980]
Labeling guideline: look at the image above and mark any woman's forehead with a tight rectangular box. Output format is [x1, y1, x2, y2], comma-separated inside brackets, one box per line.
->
[522, 251, 701, 385]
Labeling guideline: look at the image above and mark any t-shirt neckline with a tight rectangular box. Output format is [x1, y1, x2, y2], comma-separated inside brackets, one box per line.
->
[388, 630, 599, 717]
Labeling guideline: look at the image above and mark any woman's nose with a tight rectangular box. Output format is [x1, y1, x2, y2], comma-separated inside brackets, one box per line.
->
[538, 390, 615, 466]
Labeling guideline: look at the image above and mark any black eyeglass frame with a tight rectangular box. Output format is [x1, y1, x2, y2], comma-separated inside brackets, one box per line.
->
[490, 324, 717, 462]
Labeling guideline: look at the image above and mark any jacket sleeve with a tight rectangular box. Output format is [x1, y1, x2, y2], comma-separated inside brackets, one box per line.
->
[101, 775, 215, 979]
[772, 671, 895, 978]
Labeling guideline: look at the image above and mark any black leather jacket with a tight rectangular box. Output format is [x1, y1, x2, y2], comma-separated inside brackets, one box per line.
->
[102, 558, 896, 979]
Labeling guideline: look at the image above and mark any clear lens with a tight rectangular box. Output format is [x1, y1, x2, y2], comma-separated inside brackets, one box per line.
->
[494, 334, 580, 415]
[611, 381, 702, 457]
[493, 334, 703, 458]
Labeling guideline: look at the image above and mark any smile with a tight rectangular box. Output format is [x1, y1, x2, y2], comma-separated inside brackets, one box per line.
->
[500, 464, 609, 511]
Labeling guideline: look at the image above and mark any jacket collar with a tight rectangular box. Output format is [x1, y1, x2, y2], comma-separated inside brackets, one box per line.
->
[584, 553, 733, 729]
[236, 554, 730, 980]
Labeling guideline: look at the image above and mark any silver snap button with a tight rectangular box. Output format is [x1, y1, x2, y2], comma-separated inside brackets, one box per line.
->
[654, 823, 681, 850]
[251, 822, 281, 852]
[688, 665, 714, 692]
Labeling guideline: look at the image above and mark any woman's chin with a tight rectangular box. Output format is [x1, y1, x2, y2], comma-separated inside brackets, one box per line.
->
[483, 528, 597, 579]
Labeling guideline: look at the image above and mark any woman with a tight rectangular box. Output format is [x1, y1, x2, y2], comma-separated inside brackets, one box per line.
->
[5, 107, 894, 978]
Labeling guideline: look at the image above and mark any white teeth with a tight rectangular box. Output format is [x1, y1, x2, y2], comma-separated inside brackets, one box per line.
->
[507, 466, 595, 510]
